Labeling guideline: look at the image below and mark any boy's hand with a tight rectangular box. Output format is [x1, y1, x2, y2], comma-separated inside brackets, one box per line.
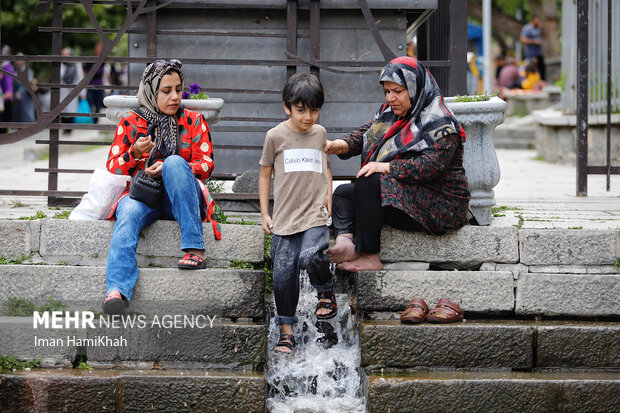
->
[262, 215, 274, 235]
[324, 139, 349, 155]
[323, 192, 332, 217]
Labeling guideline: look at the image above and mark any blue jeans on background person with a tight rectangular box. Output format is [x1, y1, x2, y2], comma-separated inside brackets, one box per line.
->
[105, 155, 205, 301]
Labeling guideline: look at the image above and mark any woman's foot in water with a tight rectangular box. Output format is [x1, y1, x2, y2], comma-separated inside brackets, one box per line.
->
[338, 253, 383, 272]
[327, 234, 359, 263]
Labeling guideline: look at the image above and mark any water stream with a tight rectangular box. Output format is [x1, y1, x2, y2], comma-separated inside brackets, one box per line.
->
[266, 269, 365, 413]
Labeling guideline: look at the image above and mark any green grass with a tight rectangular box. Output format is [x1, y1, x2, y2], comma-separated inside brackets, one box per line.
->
[491, 205, 522, 217]
[614, 257, 620, 271]
[75, 361, 93, 371]
[533, 156, 546, 162]
[18, 211, 47, 220]
[0, 254, 32, 265]
[454, 90, 500, 102]
[2, 296, 66, 316]
[263, 235, 273, 293]
[52, 210, 71, 219]
[230, 259, 253, 269]
[10, 200, 27, 208]
[0, 355, 41, 372]
[227, 218, 259, 226]
[514, 214, 525, 230]
[568, 226, 583, 230]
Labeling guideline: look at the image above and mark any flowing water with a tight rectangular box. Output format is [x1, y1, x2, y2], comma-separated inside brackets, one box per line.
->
[266, 269, 365, 413]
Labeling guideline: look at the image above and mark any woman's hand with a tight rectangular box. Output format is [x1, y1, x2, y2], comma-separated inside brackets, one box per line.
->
[134, 135, 155, 158]
[356, 162, 390, 178]
[324, 139, 350, 155]
[145, 161, 163, 178]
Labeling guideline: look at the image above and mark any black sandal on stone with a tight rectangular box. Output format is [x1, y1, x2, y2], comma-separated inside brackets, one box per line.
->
[316, 291, 338, 320]
[273, 333, 296, 353]
[102, 291, 128, 315]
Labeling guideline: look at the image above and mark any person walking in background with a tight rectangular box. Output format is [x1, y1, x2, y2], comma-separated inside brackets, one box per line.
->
[82, 41, 108, 123]
[12, 53, 37, 123]
[60, 47, 86, 134]
[0, 45, 16, 133]
[520, 15, 545, 81]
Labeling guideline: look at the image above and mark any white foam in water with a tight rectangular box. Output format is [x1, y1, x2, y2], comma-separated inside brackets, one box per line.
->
[266, 269, 366, 413]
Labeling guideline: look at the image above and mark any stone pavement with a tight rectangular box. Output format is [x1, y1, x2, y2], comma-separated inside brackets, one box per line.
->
[0, 125, 618, 229]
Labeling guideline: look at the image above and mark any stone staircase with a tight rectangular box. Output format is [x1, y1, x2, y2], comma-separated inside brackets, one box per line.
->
[0, 220, 267, 411]
[1, 219, 619, 411]
[359, 227, 620, 412]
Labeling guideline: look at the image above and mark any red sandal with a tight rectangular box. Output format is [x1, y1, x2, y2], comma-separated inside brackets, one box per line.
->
[425, 299, 464, 324]
[177, 253, 207, 270]
[400, 298, 429, 324]
[316, 291, 338, 320]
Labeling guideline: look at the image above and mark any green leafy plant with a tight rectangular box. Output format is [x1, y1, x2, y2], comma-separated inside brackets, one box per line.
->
[2, 296, 66, 316]
[184, 83, 209, 100]
[0, 355, 41, 372]
[230, 259, 253, 269]
[37, 296, 67, 313]
[52, 210, 71, 219]
[0, 254, 32, 265]
[18, 211, 47, 220]
[454, 90, 500, 102]
[75, 361, 93, 371]
[205, 178, 224, 194]
[263, 235, 273, 293]
[10, 200, 27, 208]
[614, 257, 620, 271]
[212, 205, 228, 224]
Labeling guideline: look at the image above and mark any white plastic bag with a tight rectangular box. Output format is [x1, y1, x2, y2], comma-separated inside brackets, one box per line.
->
[69, 168, 130, 220]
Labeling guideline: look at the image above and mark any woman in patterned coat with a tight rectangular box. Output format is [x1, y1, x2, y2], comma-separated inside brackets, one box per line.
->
[102, 59, 220, 315]
[325, 56, 470, 272]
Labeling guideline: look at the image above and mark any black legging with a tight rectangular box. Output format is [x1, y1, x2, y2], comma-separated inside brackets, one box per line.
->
[332, 174, 424, 254]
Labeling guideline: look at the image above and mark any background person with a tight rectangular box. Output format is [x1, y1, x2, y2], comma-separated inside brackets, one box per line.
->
[520, 15, 546, 81]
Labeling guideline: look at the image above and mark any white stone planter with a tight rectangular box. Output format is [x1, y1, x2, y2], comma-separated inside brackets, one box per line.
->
[103, 95, 224, 125]
[445, 96, 507, 225]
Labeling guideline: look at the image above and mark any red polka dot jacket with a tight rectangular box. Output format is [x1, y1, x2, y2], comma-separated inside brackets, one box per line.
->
[105, 109, 221, 240]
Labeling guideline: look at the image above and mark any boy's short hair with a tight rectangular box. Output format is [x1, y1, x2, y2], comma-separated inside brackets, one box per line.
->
[282, 73, 324, 110]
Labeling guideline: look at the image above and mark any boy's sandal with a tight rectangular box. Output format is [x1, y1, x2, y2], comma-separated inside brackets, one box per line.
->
[316, 291, 338, 320]
[102, 291, 128, 315]
[425, 298, 464, 324]
[273, 333, 296, 353]
[400, 298, 429, 324]
[177, 253, 207, 270]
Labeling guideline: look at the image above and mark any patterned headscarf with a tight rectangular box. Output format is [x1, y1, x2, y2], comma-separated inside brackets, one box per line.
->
[136, 59, 185, 159]
[362, 56, 465, 166]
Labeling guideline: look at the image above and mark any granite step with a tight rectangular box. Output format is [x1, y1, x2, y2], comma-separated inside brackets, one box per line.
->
[0, 265, 265, 319]
[0, 220, 265, 267]
[0, 316, 266, 369]
[366, 370, 620, 413]
[361, 320, 620, 370]
[355, 270, 620, 318]
[0, 368, 265, 412]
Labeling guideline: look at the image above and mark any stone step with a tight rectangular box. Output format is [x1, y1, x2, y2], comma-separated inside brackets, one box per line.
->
[356, 270, 620, 318]
[0, 265, 265, 319]
[0, 220, 265, 267]
[0, 316, 266, 370]
[361, 320, 620, 370]
[0, 368, 265, 412]
[366, 371, 620, 413]
[492, 123, 537, 149]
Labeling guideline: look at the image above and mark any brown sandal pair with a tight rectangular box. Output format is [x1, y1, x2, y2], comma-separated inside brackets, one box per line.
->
[400, 298, 463, 324]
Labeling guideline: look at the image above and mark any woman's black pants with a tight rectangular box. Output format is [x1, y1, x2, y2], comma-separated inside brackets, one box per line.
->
[332, 174, 423, 254]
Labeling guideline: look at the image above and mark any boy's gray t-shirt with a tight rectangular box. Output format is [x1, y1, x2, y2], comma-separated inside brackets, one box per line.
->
[259, 121, 329, 236]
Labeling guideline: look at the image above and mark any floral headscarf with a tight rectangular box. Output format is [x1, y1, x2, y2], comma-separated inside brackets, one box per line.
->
[362, 56, 465, 166]
[136, 59, 184, 159]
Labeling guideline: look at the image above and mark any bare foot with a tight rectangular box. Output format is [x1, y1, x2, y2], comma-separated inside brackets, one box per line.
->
[326, 234, 359, 263]
[338, 253, 383, 272]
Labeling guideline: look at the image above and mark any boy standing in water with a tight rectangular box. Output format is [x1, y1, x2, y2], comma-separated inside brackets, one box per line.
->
[259, 73, 336, 354]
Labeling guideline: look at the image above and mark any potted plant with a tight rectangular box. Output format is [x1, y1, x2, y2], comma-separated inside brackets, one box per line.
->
[445, 93, 507, 225]
[103, 83, 224, 125]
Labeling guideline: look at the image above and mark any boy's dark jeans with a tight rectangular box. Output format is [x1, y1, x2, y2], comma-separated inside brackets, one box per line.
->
[271, 225, 333, 325]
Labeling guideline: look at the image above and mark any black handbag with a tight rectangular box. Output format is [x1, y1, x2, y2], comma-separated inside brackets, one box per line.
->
[129, 123, 163, 208]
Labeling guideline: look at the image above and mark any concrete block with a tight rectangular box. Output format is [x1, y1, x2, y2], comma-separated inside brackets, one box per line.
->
[528, 265, 587, 274]
[536, 322, 620, 369]
[0, 265, 265, 319]
[0, 369, 265, 412]
[87, 320, 266, 369]
[380, 226, 519, 268]
[516, 273, 620, 317]
[367, 371, 620, 413]
[519, 229, 617, 266]
[356, 270, 515, 314]
[0, 220, 39, 259]
[382, 262, 430, 271]
[361, 320, 533, 369]
[38, 219, 264, 266]
[0, 316, 78, 367]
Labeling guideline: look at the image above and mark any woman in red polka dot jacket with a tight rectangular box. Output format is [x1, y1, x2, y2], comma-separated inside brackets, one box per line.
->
[102, 59, 221, 315]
